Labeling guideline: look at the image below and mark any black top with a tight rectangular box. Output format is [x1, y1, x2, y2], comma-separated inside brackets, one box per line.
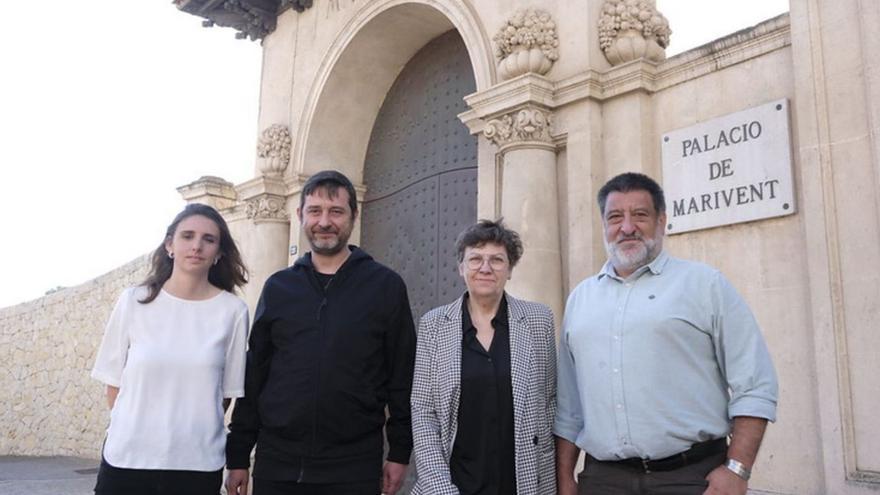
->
[314, 271, 333, 289]
[450, 295, 517, 495]
[226, 247, 415, 483]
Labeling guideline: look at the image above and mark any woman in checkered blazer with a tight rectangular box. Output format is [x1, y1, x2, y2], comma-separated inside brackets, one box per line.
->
[411, 220, 557, 495]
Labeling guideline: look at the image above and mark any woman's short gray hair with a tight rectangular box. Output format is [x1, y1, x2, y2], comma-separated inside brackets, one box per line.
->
[454, 219, 524, 268]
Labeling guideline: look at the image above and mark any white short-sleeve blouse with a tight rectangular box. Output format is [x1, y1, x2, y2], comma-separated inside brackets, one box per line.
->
[91, 286, 249, 471]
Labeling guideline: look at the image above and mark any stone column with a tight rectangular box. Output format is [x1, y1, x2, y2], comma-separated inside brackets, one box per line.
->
[223, 124, 296, 306]
[483, 105, 564, 323]
[235, 176, 291, 307]
[790, 0, 880, 490]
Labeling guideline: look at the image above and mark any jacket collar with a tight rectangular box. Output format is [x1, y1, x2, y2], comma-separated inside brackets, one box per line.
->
[293, 245, 371, 272]
[442, 291, 529, 324]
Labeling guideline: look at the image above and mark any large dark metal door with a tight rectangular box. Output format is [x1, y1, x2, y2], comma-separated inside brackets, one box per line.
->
[361, 30, 477, 322]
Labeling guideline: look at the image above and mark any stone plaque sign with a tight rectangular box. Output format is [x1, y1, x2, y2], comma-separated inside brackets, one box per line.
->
[661, 98, 795, 234]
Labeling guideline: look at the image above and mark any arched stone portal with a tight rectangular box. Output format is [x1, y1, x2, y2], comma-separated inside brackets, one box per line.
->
[360, 30, 477, 323]
[293, 1, 492, 185]
[287, 1, 493, 256]
[289, 5, 487, 492]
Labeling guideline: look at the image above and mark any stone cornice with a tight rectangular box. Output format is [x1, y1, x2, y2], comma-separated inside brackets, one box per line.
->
[177, 176, 238, 211]
[460, 13, 791, 133]
[459, 74, 554, 134]
[236, 175, 289, 200]
[650, 14, 790, 93]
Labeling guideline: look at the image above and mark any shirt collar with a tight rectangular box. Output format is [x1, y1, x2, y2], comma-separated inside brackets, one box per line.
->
[598, 249, 670, 281]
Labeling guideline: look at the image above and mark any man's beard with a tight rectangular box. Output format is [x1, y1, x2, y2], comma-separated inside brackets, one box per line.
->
[604, 233, 660, 275]
[306, 225, 351, 256]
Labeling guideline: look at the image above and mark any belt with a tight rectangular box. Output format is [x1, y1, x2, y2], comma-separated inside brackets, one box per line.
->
[593, 438, 727, 473]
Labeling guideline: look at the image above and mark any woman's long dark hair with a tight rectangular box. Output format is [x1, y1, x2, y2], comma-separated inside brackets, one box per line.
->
[139, 203, 248, 304]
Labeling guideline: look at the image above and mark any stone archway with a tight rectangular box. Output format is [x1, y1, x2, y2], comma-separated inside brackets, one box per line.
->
[289, 5, 489, 491]
[293, 0, 493, 184]
[360, 29, 477, 322]
[289, 0, 493, 309]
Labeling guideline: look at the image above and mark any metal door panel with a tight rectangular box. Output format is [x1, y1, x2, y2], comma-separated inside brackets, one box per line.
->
[361, 29, 477, 323]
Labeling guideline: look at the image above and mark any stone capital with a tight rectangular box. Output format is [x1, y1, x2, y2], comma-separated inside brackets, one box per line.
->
[482, 105, 554, 150]
[244, 195, 290, 223]
[236, 176, 291, 223]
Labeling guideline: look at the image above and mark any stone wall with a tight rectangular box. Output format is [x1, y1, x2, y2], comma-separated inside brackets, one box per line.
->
[0, 255, 150, 457]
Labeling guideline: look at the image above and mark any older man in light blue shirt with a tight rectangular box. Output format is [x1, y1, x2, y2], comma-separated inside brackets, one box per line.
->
[555, 173, 778, 495]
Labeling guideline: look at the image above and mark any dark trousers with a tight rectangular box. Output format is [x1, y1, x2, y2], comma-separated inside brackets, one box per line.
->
[577, 451, 726, 495]
[94, 458, 222, 495]
[253, 478, 380, 495]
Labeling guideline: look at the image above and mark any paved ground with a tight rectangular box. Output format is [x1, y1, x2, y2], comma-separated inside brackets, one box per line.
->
[0, 456, 99, 495]
[0, 456, 779, 494]
[0, 455, 415, 495]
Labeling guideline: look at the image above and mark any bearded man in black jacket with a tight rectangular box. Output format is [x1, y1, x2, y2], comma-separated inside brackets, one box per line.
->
[226, 170, 416, 495]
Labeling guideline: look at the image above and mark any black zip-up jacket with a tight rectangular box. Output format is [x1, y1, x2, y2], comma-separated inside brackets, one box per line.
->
[226, 247, 415, 483]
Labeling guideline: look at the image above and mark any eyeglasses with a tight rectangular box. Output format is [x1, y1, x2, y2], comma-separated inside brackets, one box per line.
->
[464, 255, 509, 271]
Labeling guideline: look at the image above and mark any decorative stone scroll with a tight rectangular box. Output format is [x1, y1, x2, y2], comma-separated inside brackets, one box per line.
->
[493, 9, 560, 81]
[598, 0, 671, 66]
[245, 195, 289, 221]
[484, 107, 553, 147]
[256, 124, 292, 177]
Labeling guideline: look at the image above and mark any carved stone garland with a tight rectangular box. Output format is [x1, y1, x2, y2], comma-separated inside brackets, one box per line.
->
[484, 107, 553, 148]
[493, 8, 560, 81]
[256, 124, 292, 177]
[598, 0, 671, 66]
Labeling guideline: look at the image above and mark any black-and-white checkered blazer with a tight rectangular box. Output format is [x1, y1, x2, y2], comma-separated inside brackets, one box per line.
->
[411, 293, 557, 495]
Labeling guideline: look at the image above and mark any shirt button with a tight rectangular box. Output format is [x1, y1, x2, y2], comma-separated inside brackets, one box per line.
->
[613, 336, 619, 341]
[616, 404, 623, 409]
[613, 368, 619, 373]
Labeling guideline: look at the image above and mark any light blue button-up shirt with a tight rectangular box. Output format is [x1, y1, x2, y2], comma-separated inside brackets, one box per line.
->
[554, 250, 778, 460]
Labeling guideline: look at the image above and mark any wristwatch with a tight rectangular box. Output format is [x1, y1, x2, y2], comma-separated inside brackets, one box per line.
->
[724, 459, 751, 481]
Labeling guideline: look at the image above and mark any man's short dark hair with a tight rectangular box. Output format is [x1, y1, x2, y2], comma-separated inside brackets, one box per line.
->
[454, 219, 524, 268]
[597, 172, 666, 216]
[300, 170, 358, 217]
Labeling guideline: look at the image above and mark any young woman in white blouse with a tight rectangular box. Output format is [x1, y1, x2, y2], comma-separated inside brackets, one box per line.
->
[91, 203, 249, 495]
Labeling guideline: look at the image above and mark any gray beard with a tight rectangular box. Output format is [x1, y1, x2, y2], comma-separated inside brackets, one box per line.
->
[604, 235, 659, 275]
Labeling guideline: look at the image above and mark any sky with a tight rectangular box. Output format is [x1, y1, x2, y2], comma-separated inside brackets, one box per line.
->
[0, 1, 788, 308]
